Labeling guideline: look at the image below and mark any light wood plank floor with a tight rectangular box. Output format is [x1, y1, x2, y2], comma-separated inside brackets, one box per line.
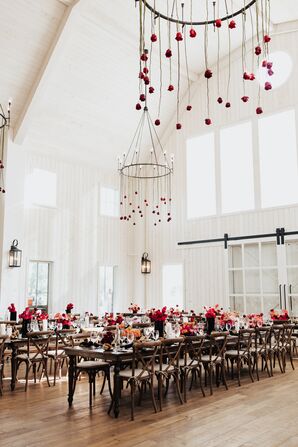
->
[0, 361, 297, 447]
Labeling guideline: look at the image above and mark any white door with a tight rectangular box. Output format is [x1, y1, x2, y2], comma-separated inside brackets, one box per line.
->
[228, 239, 290, 317]
[283, 240, 298, 316]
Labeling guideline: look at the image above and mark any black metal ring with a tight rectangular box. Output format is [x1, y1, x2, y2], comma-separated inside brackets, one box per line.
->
[142, 0, 256, 26]
[120, 162, 173, 179]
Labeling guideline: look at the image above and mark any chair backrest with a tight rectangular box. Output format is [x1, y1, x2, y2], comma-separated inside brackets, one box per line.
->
[234, 329, 254, 355]
[132, 340, 161, 380]
[206, 332, 229, 362]
[69, 333, 89, 347]
[282, 324, 294, 348]
[0, 336, 7, 364]
[158, 337, 185, 373]
[27, 331, 53, 361]
[254, 327, 271, 353]
[54, 329, 77, 352]
[183, 335, 205, 366]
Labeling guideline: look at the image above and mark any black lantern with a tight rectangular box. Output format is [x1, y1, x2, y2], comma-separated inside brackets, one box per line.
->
[141, 252, 151, 274]
[9, 239, 22, 267]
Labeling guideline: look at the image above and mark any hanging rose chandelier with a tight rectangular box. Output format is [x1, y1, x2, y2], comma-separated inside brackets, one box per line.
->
[135, 0, 273, 128]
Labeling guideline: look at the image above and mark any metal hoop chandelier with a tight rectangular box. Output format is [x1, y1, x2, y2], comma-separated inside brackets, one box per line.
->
[118, 106, 173, 226]
[141, 0, 257, 26]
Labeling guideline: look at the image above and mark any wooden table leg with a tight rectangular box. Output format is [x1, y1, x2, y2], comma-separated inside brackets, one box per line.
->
[68, 355, 75, 407]
[113, 361, 121, 418]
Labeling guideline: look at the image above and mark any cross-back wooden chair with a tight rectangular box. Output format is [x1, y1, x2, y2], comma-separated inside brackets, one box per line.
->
[47, 329, 76, 385]
[155, 337, 184, 411]
[201, 332, 229, 395]
[281, 324, 295, 372]
[251, 327, 271, 380]
[109, 340, 161, 420]
[0, 336, 7, 396]
[16, 331, 53, 391]
[225, 329, 254, 386]
[180, 335, 206, 401]
[269, 325, 285, 375]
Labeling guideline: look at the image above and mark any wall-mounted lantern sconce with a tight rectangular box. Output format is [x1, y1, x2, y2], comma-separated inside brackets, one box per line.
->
[9, 239, 22, 267]
[141, 252, 151, 274]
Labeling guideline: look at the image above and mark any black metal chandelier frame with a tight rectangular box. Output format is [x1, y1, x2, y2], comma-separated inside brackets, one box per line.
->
[141, 0, 257, 26]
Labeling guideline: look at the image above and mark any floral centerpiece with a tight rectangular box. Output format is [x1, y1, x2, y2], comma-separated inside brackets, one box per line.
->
[147, 306, 167, 338]
[204, 304, 222, 334]
[66, 303, 74, 314]
[246, 313, 264, 327]
[269, 309, 289, 321]
[219, 311, 239, 328]
[8, 303, 17, 321]
[168, 305, 183, 318]
[128, 303, 140, 314]
[180, 321, 197, 336]
[19, 307, 34, 337]
[104, 312, 124, 326]
[54, 312, 72, 329]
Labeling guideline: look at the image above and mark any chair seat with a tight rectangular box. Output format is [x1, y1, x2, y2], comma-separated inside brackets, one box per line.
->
[47, 350, 65, 358]
[225, 349, 247, 357]
[201, 355, 222, 363]
[16, 353, 45, 361]
[76, 360, 109, 370]
[119, 368, 150, 380]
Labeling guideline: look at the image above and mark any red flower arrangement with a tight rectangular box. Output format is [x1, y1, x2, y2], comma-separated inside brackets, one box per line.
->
[148, 307, 167, 322]
[36, 310, 48, 321]
[270, 309, 289, 321]
[8, 303, 16, 312]
[104, 312, 124, 326]
[204, 304, 222, 319]
[169, 305, 182, 317]
[19, 307, 34, 320]
[66, 303, 74, 312]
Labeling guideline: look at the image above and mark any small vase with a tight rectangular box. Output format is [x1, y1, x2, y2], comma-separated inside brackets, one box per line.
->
[42, 319, 48, 331]
[206, 317, 215, 335]
[10, 311, 17, 322]
[66, 310, 71, 315]
[154, 320, 164, 338]
[21, 319, 31, 338]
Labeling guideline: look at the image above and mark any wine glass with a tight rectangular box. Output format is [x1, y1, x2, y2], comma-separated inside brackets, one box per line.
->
[127, 332, 135, 344]
[154, 330, 160, 340]
[226, 322, 232, 332]
[174, 323, 180, 337]
[90, 331, 98, 344]
[144, 327, 150, 338]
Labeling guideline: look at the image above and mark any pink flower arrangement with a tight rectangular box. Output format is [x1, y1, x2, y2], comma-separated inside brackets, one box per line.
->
[246, 313, 264, 327]
[270, 309, 289, 321]
[128, 303, 140, 313]
[219, 311, 239, 327]
[148, 307, 168, 322]
[180, 322, 197, 336]
[169, 305, 182, 317]
[104, 313, 123, 326]
[35, 310, 48, 321]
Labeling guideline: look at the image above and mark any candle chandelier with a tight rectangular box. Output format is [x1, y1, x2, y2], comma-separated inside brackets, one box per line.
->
[135, 0, 273, 128]
[118, 105, 174, 226]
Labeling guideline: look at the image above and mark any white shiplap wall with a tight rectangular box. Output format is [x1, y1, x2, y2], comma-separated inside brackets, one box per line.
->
[136, 22, 298, 312]
[0, 142, 134, 315]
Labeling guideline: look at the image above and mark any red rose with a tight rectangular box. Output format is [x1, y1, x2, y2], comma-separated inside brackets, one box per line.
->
[264, 81, 272, 91]
[225, 102, 231, 108]
[150, 33, 157, 42]
[205, 118, 212, 125]
[229, 20, 236, 29]
[176, 123, 182, 130]
[139, 93, 146, 102]
[204, 69, 212, 79]
[264, 34, 271, 43]
[255, 46, 262, 55]
[189, 28, 196, 38]
[140, 53, 148, 62]
[243, 72, 250, 80]
[155, 119, 160, 126]
[149, 86, 154, 94]
[217, 96, 223, 104]
[165, 48, 172, 58]
[241, 96, 249, 103]
[168, 84, 174, 91]
[175, 32, 183, 42]
[249, 73, 255, 81]
[186, 105, 192, 111]
[136, 103, 141, 110]
[215, 19, 222, 28]
[256, 106, 263, 115]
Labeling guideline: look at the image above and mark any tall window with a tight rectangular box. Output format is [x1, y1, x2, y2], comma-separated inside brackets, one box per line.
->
[100, 186, 119, 217]
[27, 261, 51, 310]
[162, 264, 184, 308]
[98, 266, 115, 314]
[187, 133, 216, 218]
[25, 169, 57, 208]
[220, 121, 254, 213]
[258, 109, 298, 208]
